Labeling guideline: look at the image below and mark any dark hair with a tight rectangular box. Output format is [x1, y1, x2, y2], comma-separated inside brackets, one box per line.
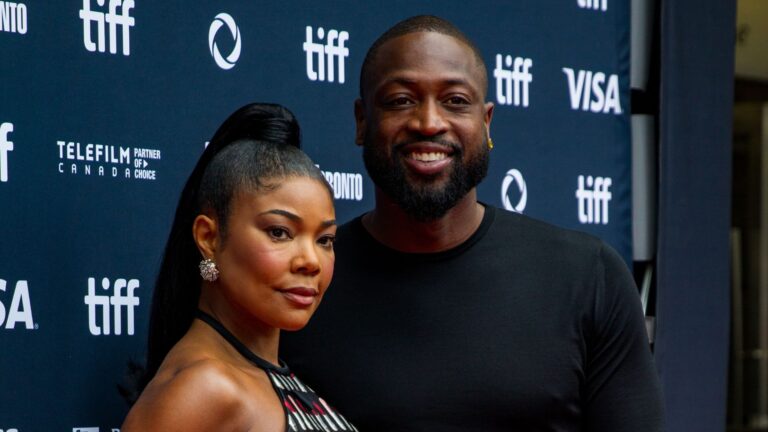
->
[359, 15, 488, 99]
[122, 103, 330, 402]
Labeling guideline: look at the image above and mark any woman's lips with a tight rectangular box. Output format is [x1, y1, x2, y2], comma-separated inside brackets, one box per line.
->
[278, 287, 318, 307]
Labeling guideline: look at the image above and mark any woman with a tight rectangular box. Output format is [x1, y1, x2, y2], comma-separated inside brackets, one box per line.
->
[122, 103, 357, 431]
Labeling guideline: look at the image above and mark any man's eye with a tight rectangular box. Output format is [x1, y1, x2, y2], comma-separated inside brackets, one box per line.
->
[386, 97, 413, 106]
[445, 96, 470, 105]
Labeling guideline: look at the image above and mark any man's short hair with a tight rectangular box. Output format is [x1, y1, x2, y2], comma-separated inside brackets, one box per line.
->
[359, 15, 488, 99]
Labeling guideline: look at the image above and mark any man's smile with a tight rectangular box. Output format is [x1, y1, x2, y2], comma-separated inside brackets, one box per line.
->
[409, 151, 449, 162]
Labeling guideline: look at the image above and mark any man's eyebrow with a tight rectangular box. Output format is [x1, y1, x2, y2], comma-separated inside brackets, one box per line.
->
[379, 76, 473, 87]
[259, 209, 336, 227]
[375, 76, 478, 96]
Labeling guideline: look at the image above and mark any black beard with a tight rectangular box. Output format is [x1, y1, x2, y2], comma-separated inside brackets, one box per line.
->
[362, 136, 489, 222]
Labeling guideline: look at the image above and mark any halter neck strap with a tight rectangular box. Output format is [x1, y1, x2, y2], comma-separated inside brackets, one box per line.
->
[196, 309, 290, 374]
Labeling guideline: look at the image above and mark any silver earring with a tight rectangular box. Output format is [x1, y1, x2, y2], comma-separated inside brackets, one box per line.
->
[199, 258, 219, 282]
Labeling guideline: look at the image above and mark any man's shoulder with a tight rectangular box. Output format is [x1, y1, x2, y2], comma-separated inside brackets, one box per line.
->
[489, 206, 604, 253]
[334, 207, 608, 259]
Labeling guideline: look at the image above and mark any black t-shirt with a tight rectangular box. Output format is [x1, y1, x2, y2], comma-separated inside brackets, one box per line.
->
[282, 205, 664, 431]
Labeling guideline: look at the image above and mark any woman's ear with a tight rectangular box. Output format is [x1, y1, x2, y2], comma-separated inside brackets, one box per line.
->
[193, 214, 219, 259]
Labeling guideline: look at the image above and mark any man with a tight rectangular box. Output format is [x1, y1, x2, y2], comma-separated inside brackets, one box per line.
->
[282, 15, 664, 431]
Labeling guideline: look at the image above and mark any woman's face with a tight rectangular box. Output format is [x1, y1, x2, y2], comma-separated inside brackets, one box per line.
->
[211, 176, 336, 331]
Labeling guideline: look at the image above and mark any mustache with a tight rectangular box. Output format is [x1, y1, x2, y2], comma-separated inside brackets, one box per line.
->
[393, 136, 461, 153]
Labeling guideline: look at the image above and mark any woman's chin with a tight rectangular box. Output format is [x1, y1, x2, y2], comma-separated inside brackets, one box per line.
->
[281, 321, 310, 332]
[277, 313, 314, 332]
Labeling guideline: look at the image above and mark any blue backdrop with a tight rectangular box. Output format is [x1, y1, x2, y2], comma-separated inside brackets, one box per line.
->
[0, 1, 631, 429]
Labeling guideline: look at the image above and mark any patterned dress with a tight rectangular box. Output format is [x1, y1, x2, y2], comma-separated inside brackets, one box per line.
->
[197, 311, 358, 432]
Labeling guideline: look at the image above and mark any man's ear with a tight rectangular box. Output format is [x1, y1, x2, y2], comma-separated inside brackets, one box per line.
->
[354, 98, 366, 147]
[193, 214, 219, 260]
[484, 101, 495, 132]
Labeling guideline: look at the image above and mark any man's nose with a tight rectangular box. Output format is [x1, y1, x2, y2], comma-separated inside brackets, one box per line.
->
[409, 99, 447, 136]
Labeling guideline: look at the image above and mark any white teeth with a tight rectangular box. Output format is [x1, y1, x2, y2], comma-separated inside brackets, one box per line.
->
[410, 152, 447, 162]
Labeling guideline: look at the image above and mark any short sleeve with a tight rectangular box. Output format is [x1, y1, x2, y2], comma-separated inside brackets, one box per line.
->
[583, 242, 665, 431]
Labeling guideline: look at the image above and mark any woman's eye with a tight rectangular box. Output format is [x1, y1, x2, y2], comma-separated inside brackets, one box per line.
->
[318, 235, 336, 249]
[268, 227, 290, 240]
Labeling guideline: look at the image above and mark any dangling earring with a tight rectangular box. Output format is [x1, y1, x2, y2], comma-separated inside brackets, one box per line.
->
[486, 126, 494, 150]
[199, 258, 219, 282]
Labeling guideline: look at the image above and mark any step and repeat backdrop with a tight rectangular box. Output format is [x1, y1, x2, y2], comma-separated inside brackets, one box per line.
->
[0, 1, 630, 429]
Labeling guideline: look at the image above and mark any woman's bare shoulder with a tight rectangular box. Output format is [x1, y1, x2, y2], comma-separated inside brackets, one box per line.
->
[122, 354, 253, 431]
[122, 324, 287, 431]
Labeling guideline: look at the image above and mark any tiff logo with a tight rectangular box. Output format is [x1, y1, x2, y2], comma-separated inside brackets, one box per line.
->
[0, 1, 27, 34]
[0, 122, 13, 183]
[303, 26, 349, 84]
[578, 0, 607, 11]
[84, 277, 139, 336]
[494, 54, 533, 107]
[79, 0, 134, 56]
[576, 175, 612, 224]
[563, 68, 622, 114]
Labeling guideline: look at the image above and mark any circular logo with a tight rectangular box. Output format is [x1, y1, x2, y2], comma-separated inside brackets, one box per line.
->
[208, 13, 241, 70]
[501, 169, 527, 213]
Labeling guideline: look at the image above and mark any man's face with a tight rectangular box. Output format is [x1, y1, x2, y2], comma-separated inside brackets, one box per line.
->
[356, 31, 494, 221]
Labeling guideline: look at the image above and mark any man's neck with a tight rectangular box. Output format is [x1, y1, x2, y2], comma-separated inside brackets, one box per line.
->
[362, 188, 485, 253]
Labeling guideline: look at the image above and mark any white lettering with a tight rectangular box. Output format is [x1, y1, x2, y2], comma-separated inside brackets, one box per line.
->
[15, 2, 24, 33]
[578, 0, 608, 11]
[80, 0, 134, 55]
[590, 71, 605, 112]
[0, 1, 27, 34]
[563, 68, 622, 114]
[564, 67, 586, 110]
[134, 169, 155, 180]
[0, 122, 13, 182]
[576, 175, 612, 224]
[603, 74, 621, 113]
[321, 170, 363, 201]
[133, 148, 161, 159]
[0, 279, 35, 329]
[119, 146, 130, 163]
[494, 54, 533, 107]
[304, 26, 349, 84]
[85, 277, 140, 336]
[57, 141, 132, 164]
